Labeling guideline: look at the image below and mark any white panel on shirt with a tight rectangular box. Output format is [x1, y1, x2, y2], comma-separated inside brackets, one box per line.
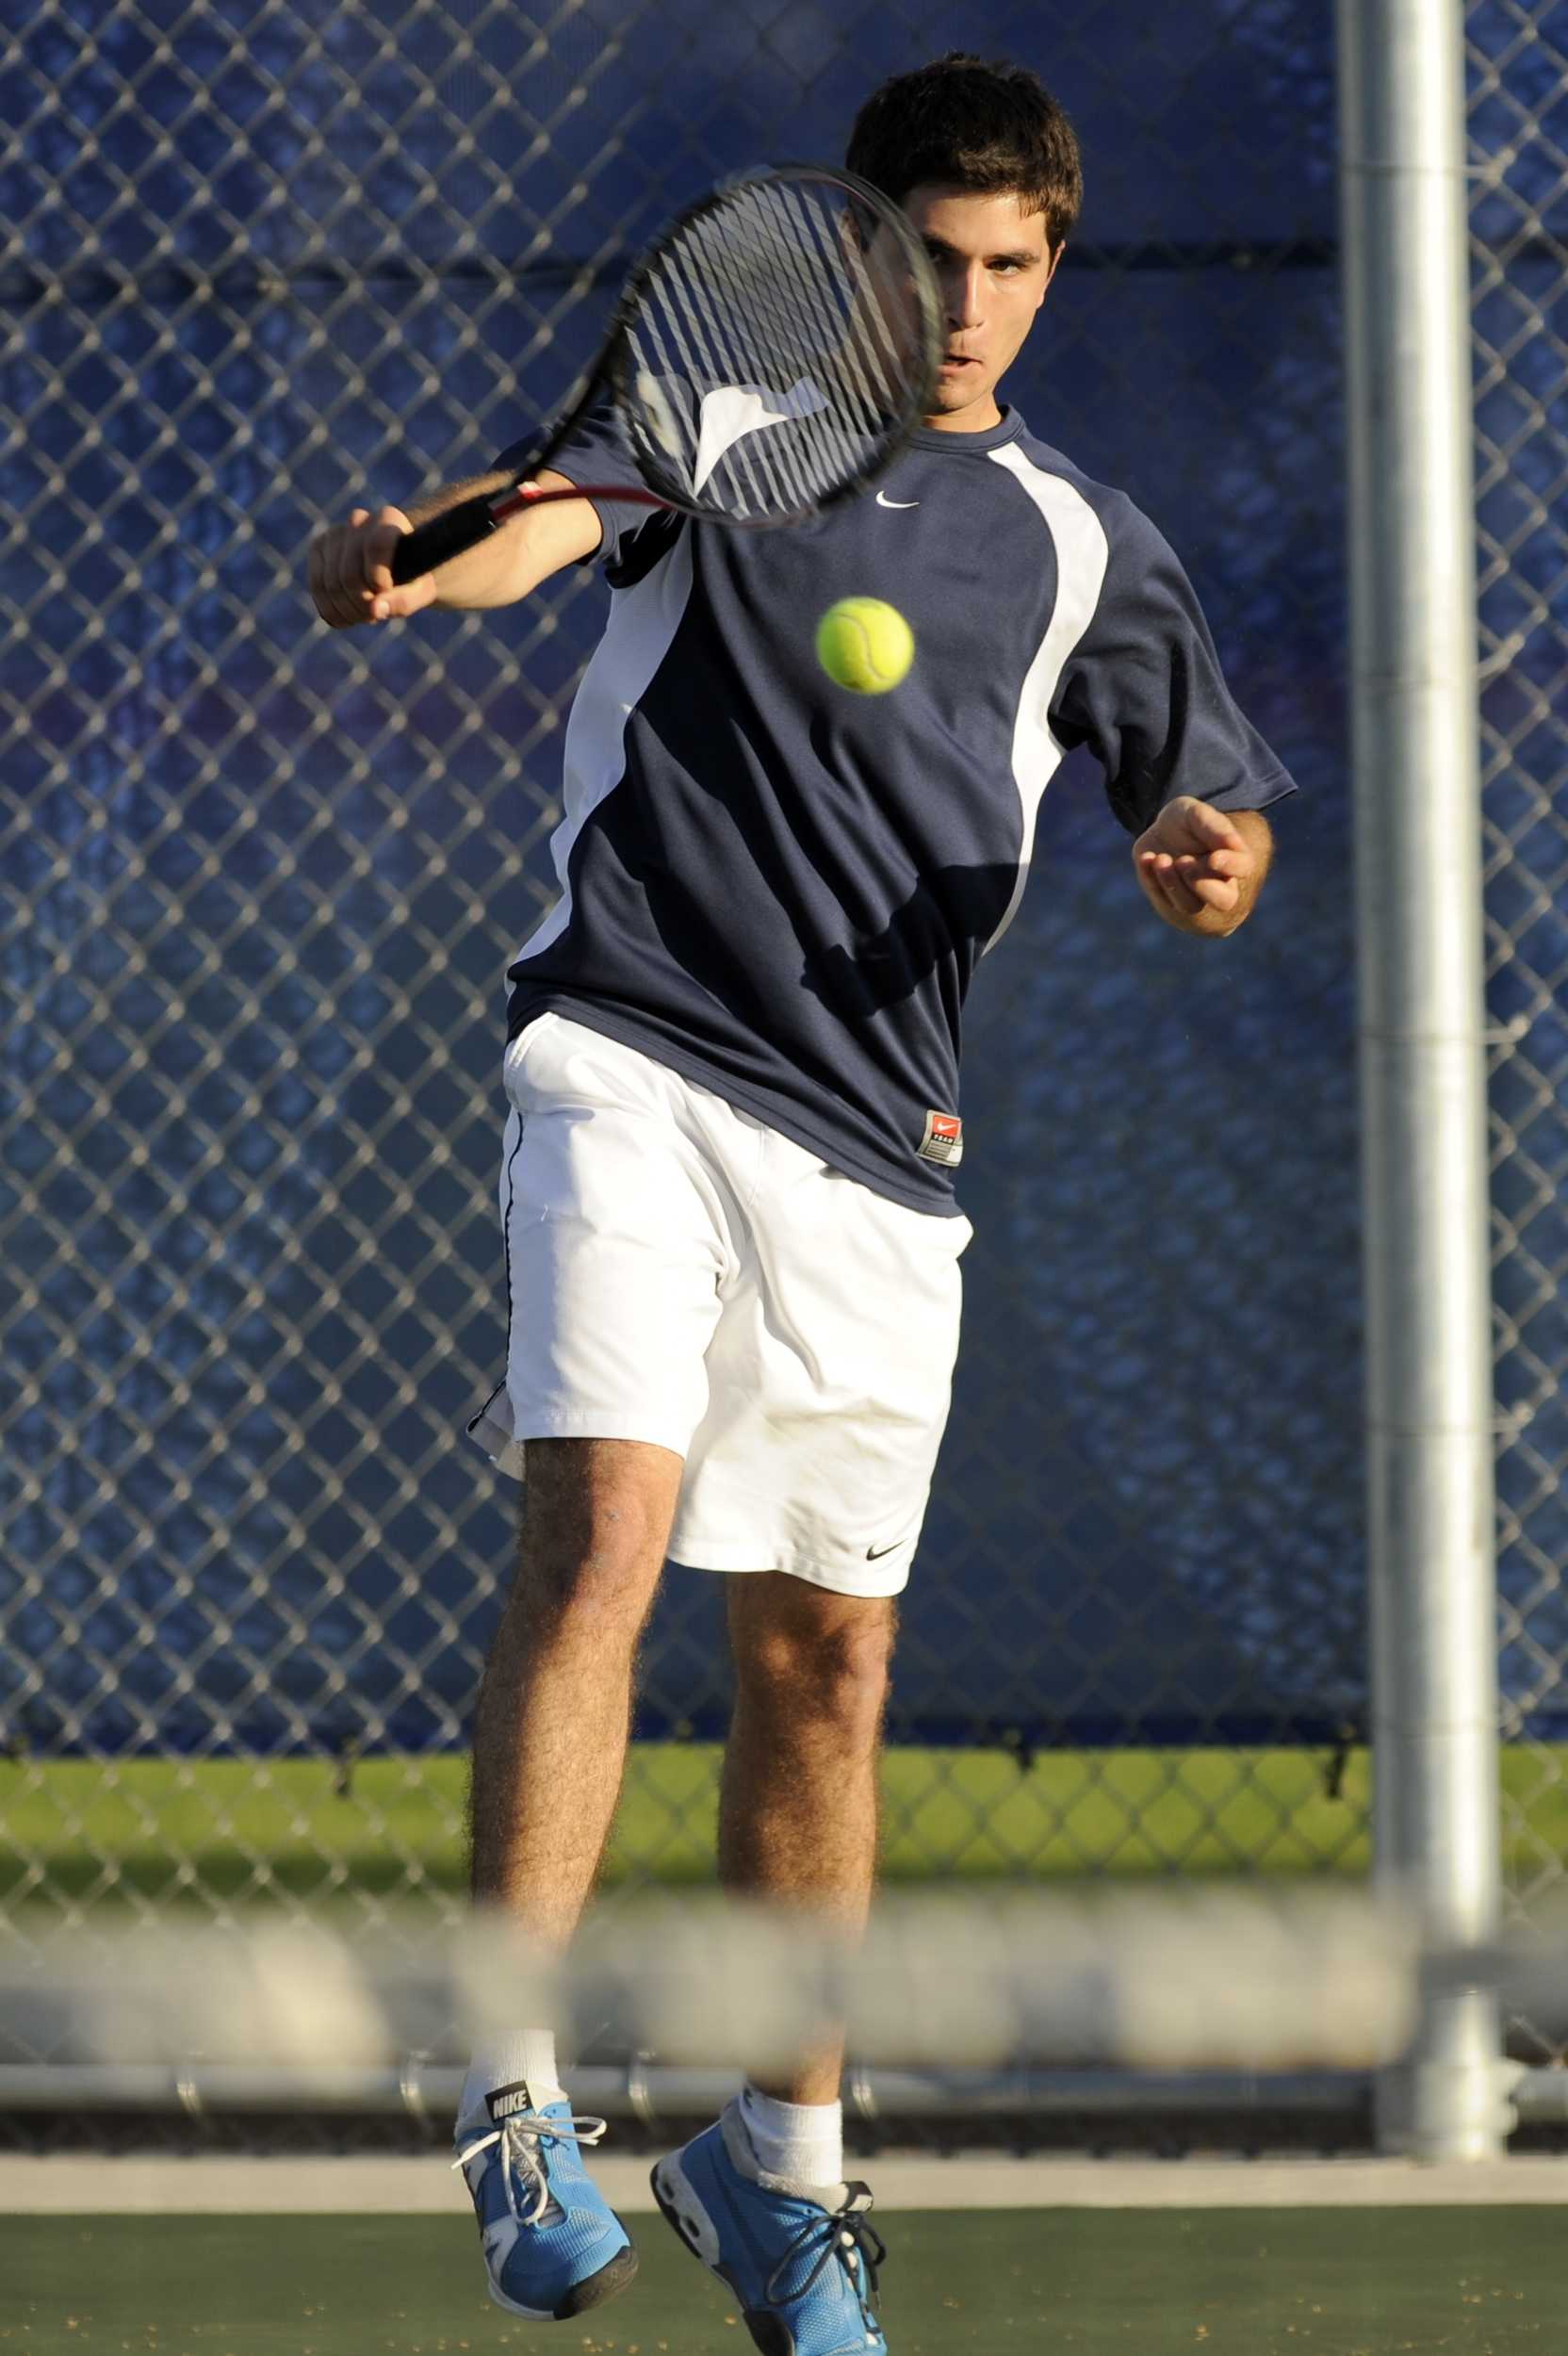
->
[982, 443, 1111, 953]
[691, 379, 827, 494]
[510, 527, 696, 968]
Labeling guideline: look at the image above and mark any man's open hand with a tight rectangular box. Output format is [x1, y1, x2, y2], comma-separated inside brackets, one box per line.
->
[1133, 796, 1272, 936]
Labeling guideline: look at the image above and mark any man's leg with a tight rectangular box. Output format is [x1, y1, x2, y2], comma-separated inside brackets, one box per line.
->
[720, 1572, 896, 2145]
[650, 1573, 895, 2350]
[467, 1433, 682, 1940]
[456, 1433, 681, 2323]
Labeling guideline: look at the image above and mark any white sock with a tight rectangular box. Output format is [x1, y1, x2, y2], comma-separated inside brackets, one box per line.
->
[736, 2081, 843, 2189]
[458, 2031, 564, 2131]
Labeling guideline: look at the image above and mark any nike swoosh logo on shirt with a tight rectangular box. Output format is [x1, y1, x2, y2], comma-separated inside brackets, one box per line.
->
[875, 492, 919, 509]
[865, 1539, 905, 1560]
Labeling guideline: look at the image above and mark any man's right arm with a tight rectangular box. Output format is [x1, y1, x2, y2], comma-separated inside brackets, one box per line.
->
[306, 467, 602, 630]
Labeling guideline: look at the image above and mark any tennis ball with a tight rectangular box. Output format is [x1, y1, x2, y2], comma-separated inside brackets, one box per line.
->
[815, 597, 915, 694]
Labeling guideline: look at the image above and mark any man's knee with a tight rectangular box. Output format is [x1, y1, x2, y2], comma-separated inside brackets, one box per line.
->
[732, 1579, 898, 1730]
[512, 1436, 682, 1635]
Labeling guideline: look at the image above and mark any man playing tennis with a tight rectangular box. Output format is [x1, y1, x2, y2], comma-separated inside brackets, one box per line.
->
[308, 53, 1293, 2356]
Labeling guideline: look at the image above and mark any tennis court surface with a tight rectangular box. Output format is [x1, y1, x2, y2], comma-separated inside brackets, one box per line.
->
[6, 2204, 1561, 2356]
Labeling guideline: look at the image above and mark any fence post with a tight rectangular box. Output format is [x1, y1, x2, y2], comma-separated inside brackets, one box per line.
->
[1337, 0, 1504, 2159]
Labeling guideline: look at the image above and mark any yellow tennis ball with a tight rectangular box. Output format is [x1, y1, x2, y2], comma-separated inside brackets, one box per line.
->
[815, 597, 915, 694]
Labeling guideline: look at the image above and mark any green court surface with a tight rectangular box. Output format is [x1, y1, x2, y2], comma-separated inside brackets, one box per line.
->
[7, 1742, 1568, 1907]
[3, 2209, 1559, 2355]
[3, 1743, 1382, 1906]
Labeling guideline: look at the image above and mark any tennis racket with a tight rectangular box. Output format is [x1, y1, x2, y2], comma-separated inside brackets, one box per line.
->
[389, 166, 942, 586]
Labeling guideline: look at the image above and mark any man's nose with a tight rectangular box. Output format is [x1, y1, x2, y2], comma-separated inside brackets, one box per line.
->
[943, 261, 985, 329]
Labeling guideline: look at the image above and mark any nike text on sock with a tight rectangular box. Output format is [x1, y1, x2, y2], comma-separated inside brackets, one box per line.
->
[459, 2031, 564, 2129]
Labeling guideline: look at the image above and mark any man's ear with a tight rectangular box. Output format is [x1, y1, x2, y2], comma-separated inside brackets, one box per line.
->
[1040, 241, 1066, 301]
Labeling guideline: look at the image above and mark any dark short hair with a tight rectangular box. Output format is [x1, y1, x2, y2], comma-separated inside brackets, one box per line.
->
[846, 54, 1083, 253]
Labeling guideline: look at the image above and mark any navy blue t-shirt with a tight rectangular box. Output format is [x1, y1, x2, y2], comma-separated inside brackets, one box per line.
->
[497, 403, 1295, 1213]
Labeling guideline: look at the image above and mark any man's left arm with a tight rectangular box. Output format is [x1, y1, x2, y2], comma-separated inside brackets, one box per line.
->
[1132, 797, 1274, 939]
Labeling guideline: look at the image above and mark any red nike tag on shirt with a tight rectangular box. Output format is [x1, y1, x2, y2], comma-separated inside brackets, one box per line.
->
[918, 1111, 963, 1166]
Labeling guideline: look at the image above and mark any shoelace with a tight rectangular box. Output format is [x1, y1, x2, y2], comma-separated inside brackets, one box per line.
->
[452, 2110, 609, 2228]
[762, 2186, 887, 2333]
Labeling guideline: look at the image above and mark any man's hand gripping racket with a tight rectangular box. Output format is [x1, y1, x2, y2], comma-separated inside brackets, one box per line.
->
[311, 168, 941, 627]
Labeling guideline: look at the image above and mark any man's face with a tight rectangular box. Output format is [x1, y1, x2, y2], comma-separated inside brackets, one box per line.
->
[900, 184, 1059, 432]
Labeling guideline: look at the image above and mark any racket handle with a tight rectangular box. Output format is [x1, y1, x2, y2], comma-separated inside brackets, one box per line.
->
[388, 492, 499, 586]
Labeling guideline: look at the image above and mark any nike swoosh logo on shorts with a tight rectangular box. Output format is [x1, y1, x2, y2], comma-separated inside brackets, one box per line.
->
[875, 491, 919, 509]
[865, 1539, 904, 1559]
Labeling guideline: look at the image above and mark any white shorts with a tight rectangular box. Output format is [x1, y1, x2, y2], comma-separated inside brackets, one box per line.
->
[467, 1012, 972, 1596]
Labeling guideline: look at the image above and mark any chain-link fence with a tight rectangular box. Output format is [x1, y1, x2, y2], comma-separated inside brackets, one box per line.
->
[1473, 0, 1568, 2066]
[0, 0, 1418, 2059]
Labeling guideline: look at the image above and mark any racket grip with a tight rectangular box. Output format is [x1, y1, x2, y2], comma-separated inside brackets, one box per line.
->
[388, 492, 499, 586]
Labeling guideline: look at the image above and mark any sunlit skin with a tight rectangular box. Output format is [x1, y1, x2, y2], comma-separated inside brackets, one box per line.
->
[900, 182, 1062, 433]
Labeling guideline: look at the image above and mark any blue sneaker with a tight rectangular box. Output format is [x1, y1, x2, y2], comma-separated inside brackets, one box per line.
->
[651, 2103, 888, 2355]
[453, 2084, 638, 2320]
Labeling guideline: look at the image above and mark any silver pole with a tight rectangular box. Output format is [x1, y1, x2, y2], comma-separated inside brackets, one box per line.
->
[1337, 0, 1504, 2159]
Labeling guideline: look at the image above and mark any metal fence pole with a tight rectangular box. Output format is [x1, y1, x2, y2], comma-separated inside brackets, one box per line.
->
[1337, 0, 1504, 2159]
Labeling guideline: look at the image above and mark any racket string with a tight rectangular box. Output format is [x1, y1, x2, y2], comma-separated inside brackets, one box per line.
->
[646, 231, 795, 516]
[769, 181, 898, 433]
[620, 172, 933, 522]
[725, 181, 903, 475]
[648, 202, 834, 515]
